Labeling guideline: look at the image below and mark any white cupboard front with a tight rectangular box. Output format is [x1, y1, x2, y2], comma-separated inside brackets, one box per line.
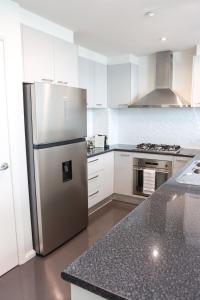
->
[173, 157, 190, 175]
[54, 37, 78, 86]
[22, 25, 78, 85]
[93, 62, 107, 108]
[22, 25, 54, 83]
[88, 152, 114, 208]
[114, 152, 133, 196]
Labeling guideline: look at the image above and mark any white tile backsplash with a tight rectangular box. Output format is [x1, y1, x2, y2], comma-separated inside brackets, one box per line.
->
[87, 108, 200, 148]
[117, 108, 200, 148]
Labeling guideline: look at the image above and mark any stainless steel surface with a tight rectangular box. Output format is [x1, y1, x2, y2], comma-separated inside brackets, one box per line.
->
[133, 157, 172, 197]
[129, 51, 190, 108]
[0, 162, 8, 171]
[23, 82, 88, 255]
[34, 141, 88, 255]
[29, 82, 87, 144]
[176, 160, 200, 186]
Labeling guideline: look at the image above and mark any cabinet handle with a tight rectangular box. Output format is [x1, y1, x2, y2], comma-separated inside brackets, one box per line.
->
[89, 175, 99, 181]
[57, 81, 68, 85]
[120, 154, 130, 157]
[89, 190, 99, 197]
[42, 78, 54, 82]
[96, 104, 103, 106]
[88, 158, 99, 164]
[118, 104, 128, 107]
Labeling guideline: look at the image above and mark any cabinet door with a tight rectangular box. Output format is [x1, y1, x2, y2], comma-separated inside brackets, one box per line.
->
[114, 152, 133, 196]
[108, 63, 131, 108]
[54, 38, 78, 87]
[94, 62, 107, 108]
[79, 57, 94, 107]
[173, 157, 190, 176]
[192, 56, 200, 107]
[102, 152, 114, 199]
[22, 25, 54, 83]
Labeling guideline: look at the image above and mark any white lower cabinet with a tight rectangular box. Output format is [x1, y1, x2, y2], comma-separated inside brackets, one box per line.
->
[87, 152, 192, 209]
[173, 156, 190, 175]
[88, 152, 114, 208]
[114, 152, 133, 196]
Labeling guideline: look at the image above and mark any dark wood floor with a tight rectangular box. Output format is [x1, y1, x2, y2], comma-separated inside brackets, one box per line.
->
[0, 201, 136, 300]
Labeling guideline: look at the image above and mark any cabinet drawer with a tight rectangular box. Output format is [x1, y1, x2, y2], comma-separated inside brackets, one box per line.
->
[88, 171, 103, 195]
[88, 156, 103, 175]
[88, 188, 102, 208]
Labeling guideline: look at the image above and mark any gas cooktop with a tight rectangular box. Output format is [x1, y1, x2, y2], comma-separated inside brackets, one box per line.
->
[136, 143, 181, 154]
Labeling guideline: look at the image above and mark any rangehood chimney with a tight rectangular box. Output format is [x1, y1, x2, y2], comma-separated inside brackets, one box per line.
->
[129, 51, 190, 107]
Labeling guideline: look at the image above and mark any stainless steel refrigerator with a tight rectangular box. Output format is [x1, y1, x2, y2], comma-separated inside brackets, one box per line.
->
[23, 82, 88, 256]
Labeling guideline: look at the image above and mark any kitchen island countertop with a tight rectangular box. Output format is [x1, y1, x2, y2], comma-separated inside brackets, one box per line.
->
[62, 153, 200, 300]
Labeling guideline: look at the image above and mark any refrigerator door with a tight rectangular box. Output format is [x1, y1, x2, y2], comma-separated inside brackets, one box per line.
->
[34, 141, 88, 255]
[30, 82, 87, 144]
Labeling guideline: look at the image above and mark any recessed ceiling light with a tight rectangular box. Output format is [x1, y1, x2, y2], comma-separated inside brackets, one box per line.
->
[160, 37, 167, 42]
[145, 11, 155, 17]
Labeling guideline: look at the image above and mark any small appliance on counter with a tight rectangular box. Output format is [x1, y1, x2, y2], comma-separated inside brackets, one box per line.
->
[94, 134, 108, 148]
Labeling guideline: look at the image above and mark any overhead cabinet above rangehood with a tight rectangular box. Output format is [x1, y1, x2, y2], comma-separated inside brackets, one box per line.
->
[129, 51, 191, 108]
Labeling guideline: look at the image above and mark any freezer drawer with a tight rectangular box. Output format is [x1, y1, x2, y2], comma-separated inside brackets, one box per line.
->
[24, 82, 87, 144]
[33, 141, 88, 255]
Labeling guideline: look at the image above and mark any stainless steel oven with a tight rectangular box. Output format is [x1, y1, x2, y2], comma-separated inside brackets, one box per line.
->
[133, 158, 172, 197]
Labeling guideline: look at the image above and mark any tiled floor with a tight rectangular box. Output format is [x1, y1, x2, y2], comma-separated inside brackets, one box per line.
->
[0, 200, 136, 300]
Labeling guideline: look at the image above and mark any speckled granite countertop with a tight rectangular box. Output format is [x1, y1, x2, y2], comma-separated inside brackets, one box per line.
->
[62, 153, 200, 300]
[87, 144, 199, 158]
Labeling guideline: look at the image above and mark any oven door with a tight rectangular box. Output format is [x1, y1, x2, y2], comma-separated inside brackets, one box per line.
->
[133, 160, 172, 197]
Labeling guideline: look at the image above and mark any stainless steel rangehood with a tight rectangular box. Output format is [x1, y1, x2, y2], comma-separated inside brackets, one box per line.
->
[129, 51, 190, 108]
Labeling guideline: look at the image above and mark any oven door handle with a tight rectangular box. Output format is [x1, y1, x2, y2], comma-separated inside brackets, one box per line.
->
[133, 167, 171, 174]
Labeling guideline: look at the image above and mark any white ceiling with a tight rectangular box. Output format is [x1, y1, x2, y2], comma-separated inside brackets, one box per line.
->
[14, 0, 200, 56]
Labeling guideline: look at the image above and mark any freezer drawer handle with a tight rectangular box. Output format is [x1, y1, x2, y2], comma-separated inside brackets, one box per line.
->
[88, 175, 99, 181]
[88, 158, 99, 164]
[89, 190, 99, 197]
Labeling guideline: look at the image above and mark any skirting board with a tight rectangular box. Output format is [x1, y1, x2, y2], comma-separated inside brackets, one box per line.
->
[111, 193, 145, 205]
[20, 249, 36, 265]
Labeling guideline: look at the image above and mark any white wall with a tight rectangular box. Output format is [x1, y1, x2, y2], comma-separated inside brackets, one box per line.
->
[0, 0, 34, 264]
[138, 54, 156, 98]
[87, 109, 119, 145]
[117, 108, 200, 148]
[173, 48, 195, 102]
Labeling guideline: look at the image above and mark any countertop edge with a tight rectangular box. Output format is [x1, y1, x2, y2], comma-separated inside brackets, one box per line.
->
[61, 272, 125, 300]
[87, 146, 197, 158]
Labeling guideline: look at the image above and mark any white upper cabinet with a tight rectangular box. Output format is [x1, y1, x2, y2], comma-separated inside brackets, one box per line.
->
[22, 25, 54, 83]
[78, 57, 107, 108]
[54, 37, 78, 87]
[78, 57, 94, 107]
[108, 63, 131, 108]
[22, 25, 78, 85]
[108, 63, 139, 108]
[93, 62, 107, 108]
[192, 55, 200, 107]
